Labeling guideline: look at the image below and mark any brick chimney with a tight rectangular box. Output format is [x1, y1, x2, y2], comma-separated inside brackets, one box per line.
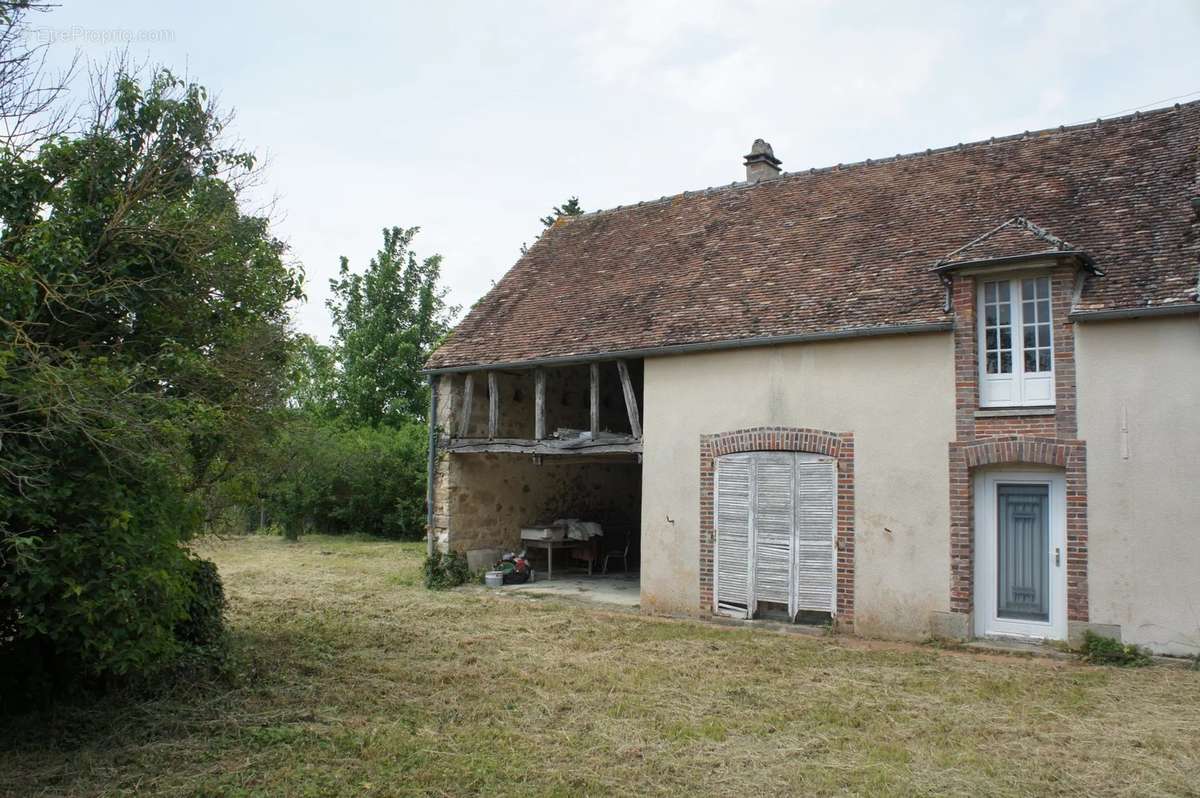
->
[744, 139, 782, 181]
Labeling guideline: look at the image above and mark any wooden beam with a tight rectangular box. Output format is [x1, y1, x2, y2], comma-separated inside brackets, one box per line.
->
[487, 371, 499, 439]
[616, 360, 641, 439]
[456, 373, 474, 438]
[589, 362, 600, 437]
[534, 368, 546, 440]
[444, 436, 643, 456]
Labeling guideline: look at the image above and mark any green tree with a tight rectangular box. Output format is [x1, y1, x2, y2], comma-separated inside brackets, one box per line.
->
[327, 226, 457, 427]
[287, 334, 339, 419]
[0, 59, 301, 698]
[522, 196, 584, 254]
[539, 196, 584, 227]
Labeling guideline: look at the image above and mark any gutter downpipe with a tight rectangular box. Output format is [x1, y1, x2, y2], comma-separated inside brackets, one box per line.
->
[425, 374, 438, 557]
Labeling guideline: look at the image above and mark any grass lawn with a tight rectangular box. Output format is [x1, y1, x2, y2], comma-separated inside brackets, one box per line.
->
[3, 536, 1199, 797]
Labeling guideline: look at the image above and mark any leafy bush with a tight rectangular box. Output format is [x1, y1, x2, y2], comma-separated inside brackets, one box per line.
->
[1, 452, 201, 709]
[175, 558, 228, 648]
[1081, 630, 1152, 667]
[0, 63, 297, 704]
[259, 418, 429, 540]
[423, 550, 471, 590]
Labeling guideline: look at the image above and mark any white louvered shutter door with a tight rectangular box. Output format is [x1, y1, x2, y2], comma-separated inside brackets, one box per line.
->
[794, 459, 837, 613]
[752, 454, 795, 613]
[714, 454, 752, 617]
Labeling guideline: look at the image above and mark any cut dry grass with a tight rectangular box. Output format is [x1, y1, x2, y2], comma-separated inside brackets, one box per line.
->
[3, 535, 1199, 797]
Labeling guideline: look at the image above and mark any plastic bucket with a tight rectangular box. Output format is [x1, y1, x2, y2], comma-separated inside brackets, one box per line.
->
[484, 571, 504, 588]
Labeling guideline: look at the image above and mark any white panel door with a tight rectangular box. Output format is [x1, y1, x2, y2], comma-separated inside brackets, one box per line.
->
[973, 470, 1067, 641]
[714, 452, 838, 619]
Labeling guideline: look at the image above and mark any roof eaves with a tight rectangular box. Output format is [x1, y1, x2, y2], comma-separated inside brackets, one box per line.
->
[932, 250, 1099, 275]
[422, 320, 954, 374]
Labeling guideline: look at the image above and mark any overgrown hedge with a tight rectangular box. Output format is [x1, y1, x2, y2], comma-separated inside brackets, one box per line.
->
[254, 418, 429, 540]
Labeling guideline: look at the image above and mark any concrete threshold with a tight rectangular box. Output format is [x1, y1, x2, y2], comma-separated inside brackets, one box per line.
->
[705, 614, 832, 638]
[483, 573, 642, 609]
[961, 638, 1075, 660]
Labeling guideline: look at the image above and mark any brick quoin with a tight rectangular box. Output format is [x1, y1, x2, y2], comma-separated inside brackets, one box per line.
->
[948, 263, 1088, 625]
[699, 427, 855, 625]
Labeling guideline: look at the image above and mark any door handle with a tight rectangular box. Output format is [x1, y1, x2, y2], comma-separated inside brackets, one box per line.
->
[1055, 547, 1061, 567]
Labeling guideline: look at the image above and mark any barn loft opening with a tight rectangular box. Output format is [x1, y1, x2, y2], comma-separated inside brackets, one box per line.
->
[431, 359, 644, 597]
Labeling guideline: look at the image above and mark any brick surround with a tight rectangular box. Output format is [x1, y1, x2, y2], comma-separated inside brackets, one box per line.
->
[699, 427, 856, 624]
[974, 414, 1057, 438]
[948, 262, 1089, 628]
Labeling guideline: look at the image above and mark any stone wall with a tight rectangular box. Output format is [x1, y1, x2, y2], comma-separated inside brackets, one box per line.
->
[429, 370, 644, 557]
[434, 451, 641, 554]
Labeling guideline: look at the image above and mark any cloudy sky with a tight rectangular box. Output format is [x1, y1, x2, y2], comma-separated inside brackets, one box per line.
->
[37, 1, 1200, 341]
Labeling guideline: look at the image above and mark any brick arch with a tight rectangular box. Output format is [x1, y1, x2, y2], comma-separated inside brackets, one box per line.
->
[960, 437, 1081, 469]
[948, 435, 1088, 623]
[699, 427, 856, 624]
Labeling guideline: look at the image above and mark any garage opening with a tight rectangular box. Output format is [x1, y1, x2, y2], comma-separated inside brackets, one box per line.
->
[713, 451, 836, 623]
[432, 359, 644, 604]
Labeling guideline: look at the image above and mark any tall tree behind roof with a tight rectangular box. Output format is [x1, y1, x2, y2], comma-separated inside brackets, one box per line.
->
[522, 196, 584, 255]
[328, 226, 459, 427]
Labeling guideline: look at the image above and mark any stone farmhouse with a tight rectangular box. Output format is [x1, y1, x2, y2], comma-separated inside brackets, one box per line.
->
[423, 101, 1200, 655]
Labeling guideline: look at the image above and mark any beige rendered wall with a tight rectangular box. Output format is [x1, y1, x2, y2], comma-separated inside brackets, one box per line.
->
[1076, 315, 1200, 656]
[640, 332, 955, 639]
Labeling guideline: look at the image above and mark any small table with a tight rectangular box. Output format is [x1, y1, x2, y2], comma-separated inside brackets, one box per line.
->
[522, 538, 591, 581]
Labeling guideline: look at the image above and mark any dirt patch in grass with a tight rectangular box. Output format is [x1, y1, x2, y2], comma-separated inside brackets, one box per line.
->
[3, 536, 1198, 797]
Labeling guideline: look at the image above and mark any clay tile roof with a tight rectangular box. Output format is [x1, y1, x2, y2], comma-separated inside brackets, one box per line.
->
[427, 101, 1200, 371]
[934, 216, 1094, 272]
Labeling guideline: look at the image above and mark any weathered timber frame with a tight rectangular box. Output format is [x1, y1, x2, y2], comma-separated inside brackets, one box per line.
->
[616, 360, 641, 439]
[487, 371, 499, 439]
[589, 363, 600, 438]
[457, 372, 474, 438]
[443, 358, 643, 456]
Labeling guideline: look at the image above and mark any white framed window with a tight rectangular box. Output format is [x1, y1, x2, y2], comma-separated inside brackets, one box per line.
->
[978, 276, 1054, 407]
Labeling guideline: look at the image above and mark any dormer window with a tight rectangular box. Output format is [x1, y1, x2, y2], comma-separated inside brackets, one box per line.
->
[978, 276, 1054, 407]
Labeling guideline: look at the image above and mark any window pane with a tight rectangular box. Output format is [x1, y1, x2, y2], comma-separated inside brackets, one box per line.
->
[1024, 327, 1037, 349]
[1022, 279, 1036, 301]
[980, 280, 1017, 381]
[1038, 300, 1050, 322]
[1038, 324, 1050, 346]
[1037, 277, 1049, 297]
[1039, 350, 1052, 371]
[1024, 349, 1037, 372]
